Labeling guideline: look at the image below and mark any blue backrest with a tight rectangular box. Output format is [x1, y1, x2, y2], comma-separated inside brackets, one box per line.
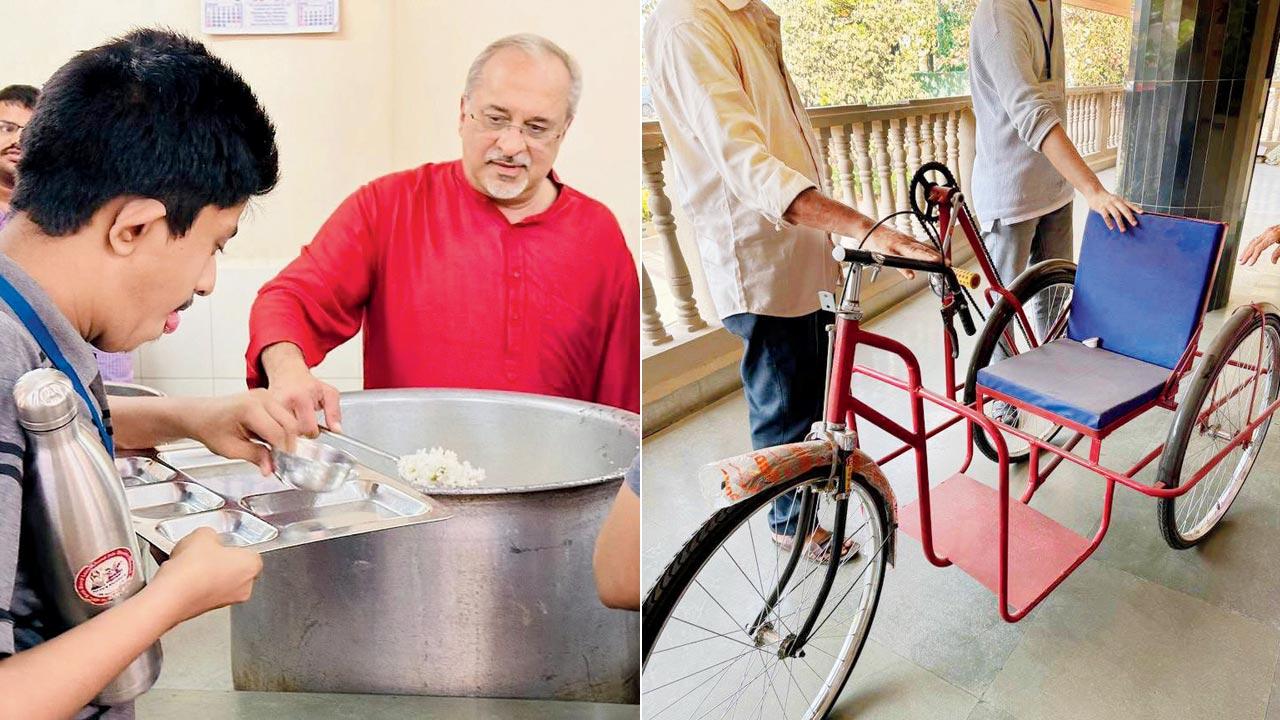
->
[1067, 211, 1224, 369]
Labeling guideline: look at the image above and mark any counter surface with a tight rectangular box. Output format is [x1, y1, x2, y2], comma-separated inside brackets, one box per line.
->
[138, 689, 640, 719]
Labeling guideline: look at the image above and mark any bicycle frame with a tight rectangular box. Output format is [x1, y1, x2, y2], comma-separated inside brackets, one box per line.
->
[820, 190, 1280, 622]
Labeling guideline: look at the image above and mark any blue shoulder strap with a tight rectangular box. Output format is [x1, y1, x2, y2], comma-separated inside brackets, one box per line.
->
[0, 274, 114, 456]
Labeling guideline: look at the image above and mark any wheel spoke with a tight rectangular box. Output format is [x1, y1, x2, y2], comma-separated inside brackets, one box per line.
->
[645, 480, 888, 719]
[1168, 322, 1278, 544]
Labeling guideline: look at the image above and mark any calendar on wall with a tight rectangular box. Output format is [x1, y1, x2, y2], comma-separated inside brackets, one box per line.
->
[202, 0, 340, 35]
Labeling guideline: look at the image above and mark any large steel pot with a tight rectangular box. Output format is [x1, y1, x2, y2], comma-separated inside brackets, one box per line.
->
[228, 389, 640, 702]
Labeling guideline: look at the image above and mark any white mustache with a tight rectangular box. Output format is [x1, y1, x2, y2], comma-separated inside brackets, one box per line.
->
[485, 150, 530, 168]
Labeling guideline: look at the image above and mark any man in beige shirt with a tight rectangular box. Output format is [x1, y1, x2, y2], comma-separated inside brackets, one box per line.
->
[645, 0, 938, 561]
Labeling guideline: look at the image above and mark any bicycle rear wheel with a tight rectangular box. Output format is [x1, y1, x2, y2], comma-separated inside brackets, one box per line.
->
[642, 468, 890, 720]
[1157, 307, 1280, 549]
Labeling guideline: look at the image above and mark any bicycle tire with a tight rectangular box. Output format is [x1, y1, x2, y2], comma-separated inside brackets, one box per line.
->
[1157, 306, 1280, 549]
[642, 468, 890, 719]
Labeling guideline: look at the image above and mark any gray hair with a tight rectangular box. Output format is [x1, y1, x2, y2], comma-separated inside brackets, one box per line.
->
[464, 33, 583, 120]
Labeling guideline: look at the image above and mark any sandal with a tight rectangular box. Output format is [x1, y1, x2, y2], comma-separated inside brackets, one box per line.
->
[771, 526, 860, 565]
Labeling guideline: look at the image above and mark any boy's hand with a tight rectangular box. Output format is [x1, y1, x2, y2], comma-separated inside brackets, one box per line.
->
[150, 528, 263, 624]
[1240, 225, 1280, 266]
[182, 390, 300, 475]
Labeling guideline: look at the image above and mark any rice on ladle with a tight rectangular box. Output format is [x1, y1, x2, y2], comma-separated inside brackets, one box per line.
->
[398, 447, 486, 489]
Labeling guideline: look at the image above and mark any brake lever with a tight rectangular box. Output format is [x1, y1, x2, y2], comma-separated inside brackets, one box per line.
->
[940, 297, 960, 359]
[943, 269, 977, 336]
[956, 296, 976, 336]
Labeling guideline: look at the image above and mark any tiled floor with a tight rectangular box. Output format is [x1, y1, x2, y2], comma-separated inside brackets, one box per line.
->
[642, 164, 1280, 719]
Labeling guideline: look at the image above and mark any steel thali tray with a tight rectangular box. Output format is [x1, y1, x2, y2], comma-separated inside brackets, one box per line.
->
[119, 443, 450, 555]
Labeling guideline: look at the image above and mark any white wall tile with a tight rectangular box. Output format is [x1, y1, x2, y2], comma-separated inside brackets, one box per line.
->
[326, 378, 365, 393]
[135, 378, 214, 397]
[212, 379, 251, 397]
[136, 296, 213, 379]
[209, 261, 364, 385]
[128, 259, 369, 391]
[313, 334, 364, 378]
[211, 378, 361, 398]
[210, 262, 283, 380]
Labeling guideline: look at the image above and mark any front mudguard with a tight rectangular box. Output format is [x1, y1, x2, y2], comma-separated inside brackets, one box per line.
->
[700, 440, 898, 565]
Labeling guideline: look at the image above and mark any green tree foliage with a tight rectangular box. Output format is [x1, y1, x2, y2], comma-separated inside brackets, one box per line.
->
[1063, 6, 1130, 87]
[641, 0, 1131, 110]
[770, 0, 976, 107]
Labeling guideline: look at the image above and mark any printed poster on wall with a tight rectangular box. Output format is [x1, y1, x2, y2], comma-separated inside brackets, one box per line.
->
[202, 0, 340, 35]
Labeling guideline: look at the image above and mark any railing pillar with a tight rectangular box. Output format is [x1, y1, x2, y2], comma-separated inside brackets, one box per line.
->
[958, 107, 977, 231]
[641, 264, 673, 346]
[815, 127, 834, 196]
[869, 120, 895, 222]
[945, 110, 961, 179]
[849, 122, 878, 219]
[887, 119, 913, 236]
[830, 125, 859, 209]
[642, 143, 707, 333]
[1097, 90, 1113, 153]
[904, 115, 927, 240]
[931, 113, 946, 165]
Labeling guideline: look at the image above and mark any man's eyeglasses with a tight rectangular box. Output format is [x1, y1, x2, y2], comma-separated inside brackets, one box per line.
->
[0, 121, 23, 135]
[467, 112, 562, 144]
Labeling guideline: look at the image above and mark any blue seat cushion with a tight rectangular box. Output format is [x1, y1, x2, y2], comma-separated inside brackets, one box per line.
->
[976, 338, 1170, 431]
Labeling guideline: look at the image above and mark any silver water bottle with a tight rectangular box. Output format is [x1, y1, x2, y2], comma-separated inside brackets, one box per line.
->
[14, 368, 161, 704]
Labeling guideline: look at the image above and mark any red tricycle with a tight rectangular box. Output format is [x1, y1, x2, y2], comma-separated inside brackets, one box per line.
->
[640, 163, 1280, 719]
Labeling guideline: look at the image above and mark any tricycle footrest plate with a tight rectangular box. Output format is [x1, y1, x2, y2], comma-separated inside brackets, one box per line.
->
[900, 473, 1089, 612]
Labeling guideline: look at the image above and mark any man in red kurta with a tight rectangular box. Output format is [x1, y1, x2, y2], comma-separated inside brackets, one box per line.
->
[246, 34, 639, 430]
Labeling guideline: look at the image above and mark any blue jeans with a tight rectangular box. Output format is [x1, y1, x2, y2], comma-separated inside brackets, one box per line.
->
[984, 203, 1074, 362]
[722, 310, 832, 535]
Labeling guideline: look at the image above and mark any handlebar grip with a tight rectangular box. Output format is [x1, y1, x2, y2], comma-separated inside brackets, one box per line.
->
[952, 268, 980, 289]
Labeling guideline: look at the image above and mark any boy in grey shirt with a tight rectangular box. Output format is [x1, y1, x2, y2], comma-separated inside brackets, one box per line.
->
[969, 0, 1143, 418]
[0, 29, 304, 718]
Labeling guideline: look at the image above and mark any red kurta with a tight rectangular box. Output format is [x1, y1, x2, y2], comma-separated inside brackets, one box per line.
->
[246, 161, 639, 413]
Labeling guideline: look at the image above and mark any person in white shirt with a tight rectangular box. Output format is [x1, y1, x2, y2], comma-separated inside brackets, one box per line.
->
[645, 0, 938, 562]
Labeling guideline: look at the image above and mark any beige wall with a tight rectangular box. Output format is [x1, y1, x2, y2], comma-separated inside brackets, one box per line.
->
[0, 1, 398, 262]
[0, 0, 638, 260]
[0, 1, 639, 393]
[390, 0, 641, 254]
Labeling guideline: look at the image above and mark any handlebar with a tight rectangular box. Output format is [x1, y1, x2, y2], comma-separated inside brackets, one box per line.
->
[832, 245, 978, 336]
[831, 245, 947, 274]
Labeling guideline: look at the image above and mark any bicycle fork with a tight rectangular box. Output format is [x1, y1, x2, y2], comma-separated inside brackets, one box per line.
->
[746, 316, 852, 659]
[745, 486, 851, 659]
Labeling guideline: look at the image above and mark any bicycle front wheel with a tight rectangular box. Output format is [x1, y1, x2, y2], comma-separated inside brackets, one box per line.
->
[642, 469, 890, 720]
